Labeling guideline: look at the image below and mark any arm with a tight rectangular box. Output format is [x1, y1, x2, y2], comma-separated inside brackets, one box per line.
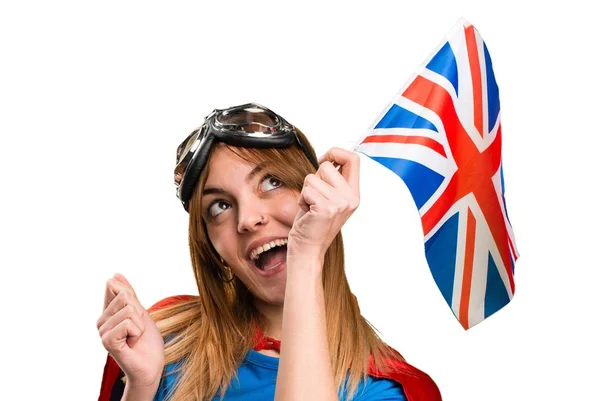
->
[275, 148, 360, 401]
[275, 255, 337, 401]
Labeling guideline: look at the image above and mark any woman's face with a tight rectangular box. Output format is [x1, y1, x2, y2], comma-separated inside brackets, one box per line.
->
[201, 146, 300, 305]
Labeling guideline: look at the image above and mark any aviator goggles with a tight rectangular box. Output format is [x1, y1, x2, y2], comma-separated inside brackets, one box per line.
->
[174, 103, 319, 211]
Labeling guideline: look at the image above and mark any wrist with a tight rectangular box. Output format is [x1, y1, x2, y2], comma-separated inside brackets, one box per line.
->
[286, 254, 324, 282]
[287, 243, 326, 264]
[123, 379, 160, 401]
[123, 363, 163, 388]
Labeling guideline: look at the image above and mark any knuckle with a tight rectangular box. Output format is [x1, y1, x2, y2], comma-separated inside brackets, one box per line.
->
[335, 147, 349, 157]
[118, 291, 131, 304]
[125, 287, 136, 298]
[338, 200, 350, 211]
[98, 324, 107, 338]
[124, 304, 136, 316]
[304, 174, 316, 186]
[113, 292, 125, 307]
[101, 334, 112, 350]
[121, 318, 134, 331]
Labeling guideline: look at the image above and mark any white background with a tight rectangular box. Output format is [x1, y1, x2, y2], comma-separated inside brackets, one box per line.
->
[1, 1, 598, 400]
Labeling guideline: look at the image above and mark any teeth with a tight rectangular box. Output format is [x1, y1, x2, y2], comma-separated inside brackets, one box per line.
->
[250, 238, 288, 261]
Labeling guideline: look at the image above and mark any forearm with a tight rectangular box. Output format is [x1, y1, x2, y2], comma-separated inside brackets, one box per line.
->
[122, 380, 160, 401]
[275, 256, 338, 401]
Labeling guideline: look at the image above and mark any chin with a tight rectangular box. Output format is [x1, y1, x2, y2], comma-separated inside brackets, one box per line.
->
[256, 287, 286, 306]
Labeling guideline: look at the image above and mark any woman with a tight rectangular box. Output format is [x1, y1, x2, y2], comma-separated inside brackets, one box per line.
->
[97, 103, 441, 401]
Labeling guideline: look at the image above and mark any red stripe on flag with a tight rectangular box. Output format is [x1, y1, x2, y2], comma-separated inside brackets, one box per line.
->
[403, 75, 515, 293]
[464, 25, 484, 137]
[459, 208, 476, 329]
[362, 134, 447, 157]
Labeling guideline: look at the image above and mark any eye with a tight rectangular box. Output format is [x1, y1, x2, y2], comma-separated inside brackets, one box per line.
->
[208, 200, 231, 218]
[260, 175, 283, 192]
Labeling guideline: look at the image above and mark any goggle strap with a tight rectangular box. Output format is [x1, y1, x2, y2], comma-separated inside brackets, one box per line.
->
[181, 133, 217, 205]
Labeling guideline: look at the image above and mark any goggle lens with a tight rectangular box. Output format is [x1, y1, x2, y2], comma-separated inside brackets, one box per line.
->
[216, 106, 279, 134]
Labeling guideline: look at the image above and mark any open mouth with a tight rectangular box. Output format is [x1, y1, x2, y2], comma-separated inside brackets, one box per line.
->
[250, 239, 288, 271]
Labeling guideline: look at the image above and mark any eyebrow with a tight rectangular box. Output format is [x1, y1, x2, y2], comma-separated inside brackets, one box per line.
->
[246, 163, 266, 183]
[202, 163, 267, 197]
[202, 187, 227, 196]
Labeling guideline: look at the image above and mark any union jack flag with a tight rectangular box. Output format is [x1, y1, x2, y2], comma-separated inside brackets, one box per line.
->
[354, 19, 518, 329]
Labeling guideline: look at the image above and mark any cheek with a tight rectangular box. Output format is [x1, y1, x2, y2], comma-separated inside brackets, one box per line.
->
[277, 191, 300, 223]
[206, 225, 227, 258]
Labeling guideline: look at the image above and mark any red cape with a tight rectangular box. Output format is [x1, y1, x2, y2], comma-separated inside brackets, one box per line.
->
[99, 296, 442, 401]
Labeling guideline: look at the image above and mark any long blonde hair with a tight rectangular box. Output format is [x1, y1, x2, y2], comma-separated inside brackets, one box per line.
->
[151, 129, 404, 401]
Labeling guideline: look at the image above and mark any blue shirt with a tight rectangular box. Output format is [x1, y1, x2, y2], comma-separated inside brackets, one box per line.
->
[154, 349, 406, 401]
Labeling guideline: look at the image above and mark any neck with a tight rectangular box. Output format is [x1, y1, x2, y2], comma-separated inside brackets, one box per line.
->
[253, 298, 283, 339]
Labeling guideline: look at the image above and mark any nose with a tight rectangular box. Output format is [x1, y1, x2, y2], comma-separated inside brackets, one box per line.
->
[237, 200, 268, 233]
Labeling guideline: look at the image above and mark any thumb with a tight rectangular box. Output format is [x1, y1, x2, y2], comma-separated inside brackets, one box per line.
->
[113, 273, 134, 290]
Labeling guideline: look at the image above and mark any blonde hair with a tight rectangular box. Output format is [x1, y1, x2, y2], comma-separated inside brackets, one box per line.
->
[151, 129, 404, 401]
